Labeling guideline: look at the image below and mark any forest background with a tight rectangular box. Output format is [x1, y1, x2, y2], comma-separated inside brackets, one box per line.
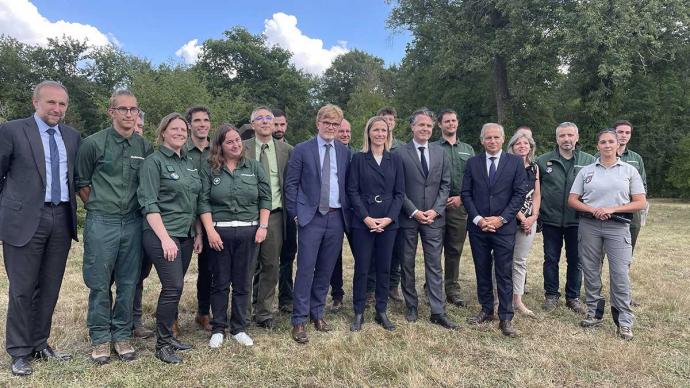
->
[2, 0, 690, 197]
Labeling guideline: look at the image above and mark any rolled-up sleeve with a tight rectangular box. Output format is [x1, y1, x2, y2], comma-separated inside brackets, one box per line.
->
[256, 161, 271, 211]
[197, 166, 212, 215]
[137, 156, 161, 214]
[75, 137, 96, 189]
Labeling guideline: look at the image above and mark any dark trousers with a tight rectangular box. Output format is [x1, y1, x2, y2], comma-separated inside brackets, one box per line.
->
[278, 216, 298, 308]
[132, 251, 153, 328]
[143, 230, 193, 348]
[3, 204, 71, 358]
[352, 228, 396, 314]
[367, 229, 403, 292]
[291, 211, 344, 325]
[442, 206, 468, 298]
[208, 226, 258, 335]
[330, 232, 352, 301]
[468, 231, 515, 321]
[252, 211, 284, 322]
[542, 224, 581, 299]
[196, 249, 211, 315]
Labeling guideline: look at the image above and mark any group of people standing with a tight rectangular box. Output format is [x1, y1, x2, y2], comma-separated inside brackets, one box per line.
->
[0, 80, 646, 376]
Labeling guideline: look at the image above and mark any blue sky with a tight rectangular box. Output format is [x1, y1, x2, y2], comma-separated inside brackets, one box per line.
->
[2, 0, 411, 74]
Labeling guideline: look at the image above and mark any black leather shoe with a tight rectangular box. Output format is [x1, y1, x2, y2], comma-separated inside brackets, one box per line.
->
[33, 346, 72, 361]
[446, 295, 466, 307]
[350, 313, 364, 331]
[430, 314, 459, 330]
[11, 357, 32, 376]
[375, 312, 396, 331]
[467, 310, 497, 325]
[155, 345, 182, 364]
[405, 306, 418, 323]
[499, 320, 519, 337]
[169, 337, 192, 351]
[256, 318, 275, 330]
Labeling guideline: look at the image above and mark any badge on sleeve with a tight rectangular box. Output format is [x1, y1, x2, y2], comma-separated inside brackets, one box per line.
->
[212, 177, 221, 185]
[584, 173, 594, 184]
[546, 161, 553, 173]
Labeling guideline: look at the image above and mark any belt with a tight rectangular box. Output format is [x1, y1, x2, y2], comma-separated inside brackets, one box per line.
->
[44, 202, 69, 207]
[364, 194, 392, 204]
[270, 207, 282, 214]
[328, 207, 340, 212]
[213, 221, 258, 227]
[578, 212, 632, 224]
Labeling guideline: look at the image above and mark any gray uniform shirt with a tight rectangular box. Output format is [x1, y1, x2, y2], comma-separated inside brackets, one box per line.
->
[570, 158, 645, 207]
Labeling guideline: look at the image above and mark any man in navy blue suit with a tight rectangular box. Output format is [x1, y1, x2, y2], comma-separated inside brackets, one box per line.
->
[461, 123, 526, 337]
[284, 104, 351, 344]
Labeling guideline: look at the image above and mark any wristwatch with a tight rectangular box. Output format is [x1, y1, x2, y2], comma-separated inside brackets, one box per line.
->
[259, 224, 269, 229]
[498, 216, 507, 224]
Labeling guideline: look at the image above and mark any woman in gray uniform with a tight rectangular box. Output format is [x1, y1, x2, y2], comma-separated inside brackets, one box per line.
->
[568, 129, 646, 340]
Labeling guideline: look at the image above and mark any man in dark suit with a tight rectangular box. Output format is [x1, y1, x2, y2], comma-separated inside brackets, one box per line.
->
[0, 80, 80, 376]
[461, 123, 527, 337]
[397, 108, 457, 329]
[284, 104, 351, 343]
[246, 106, 293, 329]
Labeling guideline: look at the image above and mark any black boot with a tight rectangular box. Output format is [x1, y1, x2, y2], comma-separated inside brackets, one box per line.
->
[350, 313, 364, 331]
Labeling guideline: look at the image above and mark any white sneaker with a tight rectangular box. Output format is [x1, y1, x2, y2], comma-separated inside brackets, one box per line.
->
[209, 333, 224, 348]
[233, 332, 254, 346]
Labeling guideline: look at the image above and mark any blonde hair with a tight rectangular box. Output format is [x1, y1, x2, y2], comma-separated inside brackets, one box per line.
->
[156, 113, 189, 145]
[361, 116, 392, 152]
[315, 104, 344, 125]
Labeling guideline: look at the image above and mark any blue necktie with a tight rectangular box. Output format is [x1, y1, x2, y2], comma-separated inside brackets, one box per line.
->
[46, 127, 61, 205]
[489, 156, 497, 186]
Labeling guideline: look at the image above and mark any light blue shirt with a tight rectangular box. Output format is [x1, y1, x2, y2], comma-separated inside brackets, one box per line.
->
[317, 135, 340, 208]
[34, 113, 69, 202]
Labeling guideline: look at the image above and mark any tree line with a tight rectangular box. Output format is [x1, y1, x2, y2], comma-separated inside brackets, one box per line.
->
[2, 0, 690, 197]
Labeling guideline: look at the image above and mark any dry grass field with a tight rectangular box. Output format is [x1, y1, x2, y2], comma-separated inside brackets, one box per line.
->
[0, 199, 689, 387]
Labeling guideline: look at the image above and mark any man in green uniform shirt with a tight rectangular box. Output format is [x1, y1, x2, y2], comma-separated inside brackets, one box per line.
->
[536, 122, 594, 314]
[246, 106, 293, 329]
[184, 106, 213, 332]
[434, 109, 475, 307]
[612, 120, 647, 250]
[76, 90, 153, 364]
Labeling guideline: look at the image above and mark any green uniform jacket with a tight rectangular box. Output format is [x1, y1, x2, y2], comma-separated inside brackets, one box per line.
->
[76, 127, 153, 215]
[198, 158, 272, 222]
[536, 147, 595, 227]
[137, 145, 202, 237]
[433, 137, 475, 196]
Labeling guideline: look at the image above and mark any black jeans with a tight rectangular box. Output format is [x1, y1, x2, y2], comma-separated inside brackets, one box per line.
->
[542, 224, 581, 299]
[196, 249, 212, 315]
[143, 230, 193, 349]
[278, 218, 298, 308]
[209, 226, 258, 335]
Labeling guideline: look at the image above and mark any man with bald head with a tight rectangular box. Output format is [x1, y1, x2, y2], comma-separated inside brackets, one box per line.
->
[1, 80, 81, 375]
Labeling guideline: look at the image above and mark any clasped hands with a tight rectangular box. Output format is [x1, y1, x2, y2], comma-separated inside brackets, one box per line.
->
[413, 209, 438, 225]
[590, 207, 615, 220]
[364, 216, 392, 232]
[478, 216, 504, 233]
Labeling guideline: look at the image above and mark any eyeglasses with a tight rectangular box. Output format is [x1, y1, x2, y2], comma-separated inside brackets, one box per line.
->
[252, 115, 274, 122]
[320, 120, 341, 128]
[112, 106, 141, 115]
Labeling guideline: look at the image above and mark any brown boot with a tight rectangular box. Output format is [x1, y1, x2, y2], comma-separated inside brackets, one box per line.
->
[195, 314, 212, 331]
[172, 320, 180, 338]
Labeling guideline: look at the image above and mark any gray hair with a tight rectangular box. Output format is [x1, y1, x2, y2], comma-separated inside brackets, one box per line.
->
[408, 108, 435, 126]
[556, 121, 578, 134]
[479, 123, 505, 140]
[250, 105, 272, 121]
[507, 132, 537, 163]
[109, 89, 136, 108]
[33, 80, 68, 100]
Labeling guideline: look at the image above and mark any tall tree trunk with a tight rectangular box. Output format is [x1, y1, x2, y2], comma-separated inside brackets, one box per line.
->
[494, 54, 510, 124]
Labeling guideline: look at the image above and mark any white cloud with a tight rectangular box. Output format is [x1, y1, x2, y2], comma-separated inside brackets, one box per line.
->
[263, 12, 348, 75]
[175, 39, 203, 64]
[0, 0, 114, 47]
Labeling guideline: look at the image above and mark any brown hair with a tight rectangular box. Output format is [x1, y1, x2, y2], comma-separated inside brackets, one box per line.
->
[208, 123, 243, 173]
